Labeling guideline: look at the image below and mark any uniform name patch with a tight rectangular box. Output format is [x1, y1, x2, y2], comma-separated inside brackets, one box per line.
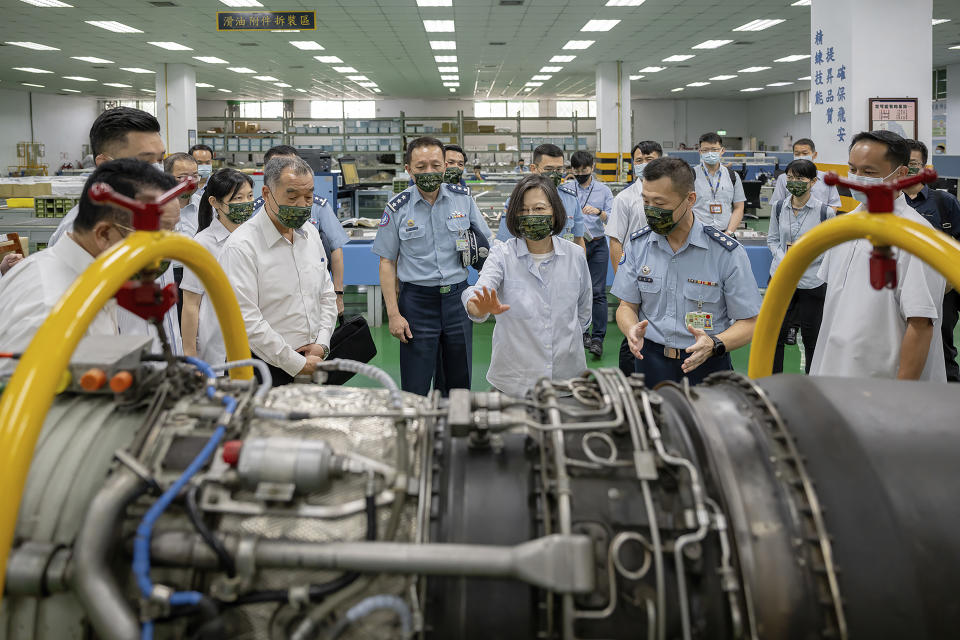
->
[379, 212, 390, 227]
[687, 278, 718, 287]
[638, 276, 653, 283]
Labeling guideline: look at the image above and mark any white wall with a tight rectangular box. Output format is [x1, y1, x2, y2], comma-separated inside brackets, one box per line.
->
[945, 64, 960, 154]
[745, 92, 811, 151]
[0, 88, 99, 172]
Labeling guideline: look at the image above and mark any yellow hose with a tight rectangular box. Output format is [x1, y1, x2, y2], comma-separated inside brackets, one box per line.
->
[0, 231, 252, 593]
[748, 211, 960, 378]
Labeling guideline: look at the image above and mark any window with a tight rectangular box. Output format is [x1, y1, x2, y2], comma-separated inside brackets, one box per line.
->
[238, 101, 283, 119]
[933, 68, 947, 101]
[795, 90, 811, 114]
[473, 101, 539, 117]
[310, 100, 376, 119]
[556, 100, 596, 117]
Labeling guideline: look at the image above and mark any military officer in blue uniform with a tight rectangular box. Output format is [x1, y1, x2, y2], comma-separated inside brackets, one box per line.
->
[374, 136, 492, 395]
[611, 157, 762, 387]
[496, 143, 585, 250]
[255, 146, 350, 312]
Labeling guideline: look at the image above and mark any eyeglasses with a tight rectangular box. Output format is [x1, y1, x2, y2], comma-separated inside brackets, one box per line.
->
[176, 173, 200, 181]
[519, 206, 552, 215]
[113, 222, 136, 237]
[907, 161, 924, 168]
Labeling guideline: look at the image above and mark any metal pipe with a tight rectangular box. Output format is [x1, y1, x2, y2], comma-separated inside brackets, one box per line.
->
[71, 468, 148, 640]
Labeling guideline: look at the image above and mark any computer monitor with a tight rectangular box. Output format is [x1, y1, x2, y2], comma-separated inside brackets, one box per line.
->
[338, 156, 360, 188]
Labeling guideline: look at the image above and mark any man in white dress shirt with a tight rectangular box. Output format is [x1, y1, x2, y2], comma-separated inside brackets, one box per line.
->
[0, 159, 177, 376]
[811, 130, 946, 381]
[219, 155, 338, 385]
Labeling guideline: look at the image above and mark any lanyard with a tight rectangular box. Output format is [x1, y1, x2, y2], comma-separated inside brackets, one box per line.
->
[786, 202, 812, 246]
[701, 164, 722, 200]
[577, 181, 596, 209]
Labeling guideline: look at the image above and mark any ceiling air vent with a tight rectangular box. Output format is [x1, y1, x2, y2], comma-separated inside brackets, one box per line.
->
[489, 42, 506, 46]
[149, 1, 178, 6]
[500, 0, 523, 5]
[238, 42, 258, 47]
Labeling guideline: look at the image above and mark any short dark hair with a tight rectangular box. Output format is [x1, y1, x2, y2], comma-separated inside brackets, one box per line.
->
[263, 144, 299, 165]
[631, 140, 663, 157]
[698, 132, 723, 147]
[405, 136, 444, 165]
[76, 159, 175, 233]
[849, 130, 910, 171]
[188, 144, 214, 157]
[505, 174, 567, 238]
[197, 168, 254, 232]
[532, 143, 564, 165]
[570, 150, 594, 169]
[793, 138, 816, 152]
[642, 157, 695, 197]
[906, 139, 928, 165]
[162, 152, 196, 174]
[89, 107, 160, 156]
[444, 144, 465, 159]
[785, 159, 818, 180]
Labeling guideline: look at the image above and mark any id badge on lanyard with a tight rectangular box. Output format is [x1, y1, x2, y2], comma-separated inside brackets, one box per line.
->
[684, 280, 714, 330]
[703, 166, 723, 216]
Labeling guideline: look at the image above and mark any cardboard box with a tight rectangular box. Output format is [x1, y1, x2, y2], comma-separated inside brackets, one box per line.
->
[478, 125, 495, 133]
[463, 120, 479, 133]
[441, 122, 452, 133]
[246, 123, 258, 133]
[234, 121, 247, 133]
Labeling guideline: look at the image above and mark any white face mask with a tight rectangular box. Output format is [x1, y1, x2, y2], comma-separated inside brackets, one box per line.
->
[795, 154, 814, 162]
[198, 164, 213, 178]
[151, 161, 163, 172]
[700, 151, 721, 166]
[634, 162, 647, 181]
[847, 167, 901, 204]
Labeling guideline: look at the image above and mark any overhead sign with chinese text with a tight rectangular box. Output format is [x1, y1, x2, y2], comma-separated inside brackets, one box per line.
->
[217, 11, 316, 31]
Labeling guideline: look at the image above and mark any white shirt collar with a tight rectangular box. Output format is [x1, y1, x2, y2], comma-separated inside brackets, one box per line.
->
[57, 232, 97, 274]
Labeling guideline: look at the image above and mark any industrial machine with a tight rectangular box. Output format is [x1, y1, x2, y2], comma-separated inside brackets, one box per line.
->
[1, 169, 959, 640]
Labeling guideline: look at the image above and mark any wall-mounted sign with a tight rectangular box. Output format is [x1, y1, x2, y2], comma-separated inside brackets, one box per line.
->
[868, 98, 918, 140]
[217, 11, 316, 31]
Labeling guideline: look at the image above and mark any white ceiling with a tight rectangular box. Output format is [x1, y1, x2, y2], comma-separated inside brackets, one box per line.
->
[0, 0, 959, 103]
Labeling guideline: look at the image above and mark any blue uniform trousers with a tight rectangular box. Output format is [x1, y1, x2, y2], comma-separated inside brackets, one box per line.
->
[398, 280, 472, 396]
[635, 338, 732, 388]
[585, 237, 609, 341]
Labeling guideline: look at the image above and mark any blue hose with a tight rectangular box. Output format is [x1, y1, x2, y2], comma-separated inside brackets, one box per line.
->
[135, 356, 235, 639]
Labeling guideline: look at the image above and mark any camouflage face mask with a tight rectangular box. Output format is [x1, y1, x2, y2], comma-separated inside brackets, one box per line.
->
[786, 180, 810, 197]
[443, 167, 464, 184]
[414, 172, 443, 193]
[645, 202, 688, 236]
[270, 193, 311, 228]
[544, 170, 564, 187]
[224, 201, 254, 224]
[517, 214, 553, 241]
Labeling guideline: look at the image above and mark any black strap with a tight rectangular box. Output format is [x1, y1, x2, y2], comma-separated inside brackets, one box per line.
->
[337, 313, 344, 328]
[819, 203, 829, 223]
[726, 166, 739, 188]
[928, 189, 950, 232]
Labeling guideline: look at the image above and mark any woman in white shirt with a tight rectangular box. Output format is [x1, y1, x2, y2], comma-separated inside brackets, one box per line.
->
[462, 173, 591, 395]
[180, 169, 254, 364]
[767, 159, 835, 373]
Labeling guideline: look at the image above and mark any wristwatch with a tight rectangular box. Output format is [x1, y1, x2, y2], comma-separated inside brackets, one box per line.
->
[319, 344, 330, 360]
[710, 335, 726, 358]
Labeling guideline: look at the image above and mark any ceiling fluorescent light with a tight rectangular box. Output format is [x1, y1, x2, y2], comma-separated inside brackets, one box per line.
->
[333, 66, 357, 72]
[525, 81, 543, 86]
[686, 81, 710, 87]
[797, 75, 811, 80]
[19, 0, 73, 6]
[274, 82, 292, 87]
[358, 82, 377, 87]
[219, 0, 263, 6]
[740, 87, 763, 92]
[86, 20, 142, 33]
[540, 66, 562, 72]
[950, 45, 960, 50]
[314, 56, 343, 63]
[295, 88, 306, 92]
[121, 67, 154, 74]
[733, 19, 785, 31]
[217, 88, 232, 92]
[663, 54, 694, 62]
[563, 40, 594, 49]
[443, 82, 460, 87]
[629, 74, 644, 80]
[4, 41, 59, 50]
[13, 67, 53, 73]
[61, 88, 81, 92]
[774, 54, 810, 62]
[347, 75, 369, 81]
[551, 55, 575, 62]
[227, 67, 256, 73]
[435, 55, 457, 62]
[290, 41, 324, 50]
[531, 74, 552, 80]
[692, 39, 732, 49]
[195, 82, 214, 87]
[791, 0, 811, 4]
[671, 87, 684, 92]
[148, 41, 192, 50]
[438, 66, 458, 72]
[22, 82, 45, 87]
[63, 76, 96, 81]
[373, 88, 381, 92]
[738, 66, 771, 72]
[142, 88, 155, 93]
[429, 41, 457, 49]
[193, 56, 228, 64]
[932, 18, 951, 25]
[253, 75, 278, 81]
[639, 66, 666, 72]
[103, 82, 131, 87]
[581, 19, 620, 31]
[441, 75, 459, 80]
[709, 74, 737, 80]
[417, 0, 452, 5]
[605, 0, 645, 5]
[71, 56, 113, 63]
[767, 81, 793, 86]
[449, 87, 456, 92]
[423, 20, 455, 32]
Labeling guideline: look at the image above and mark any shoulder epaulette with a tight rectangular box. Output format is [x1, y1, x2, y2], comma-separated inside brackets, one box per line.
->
[558, 183, 577, 197]
[703, 226, 739, 251]
[444, 183, 470, 196]
[313, 195, 328, 207]
[387, 191, 411, 212]
[630, 226, 653, 241]
[253, 196, 264, 209]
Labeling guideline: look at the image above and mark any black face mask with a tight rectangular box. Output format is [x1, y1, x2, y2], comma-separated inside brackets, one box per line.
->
[574, 174, 591, 185]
